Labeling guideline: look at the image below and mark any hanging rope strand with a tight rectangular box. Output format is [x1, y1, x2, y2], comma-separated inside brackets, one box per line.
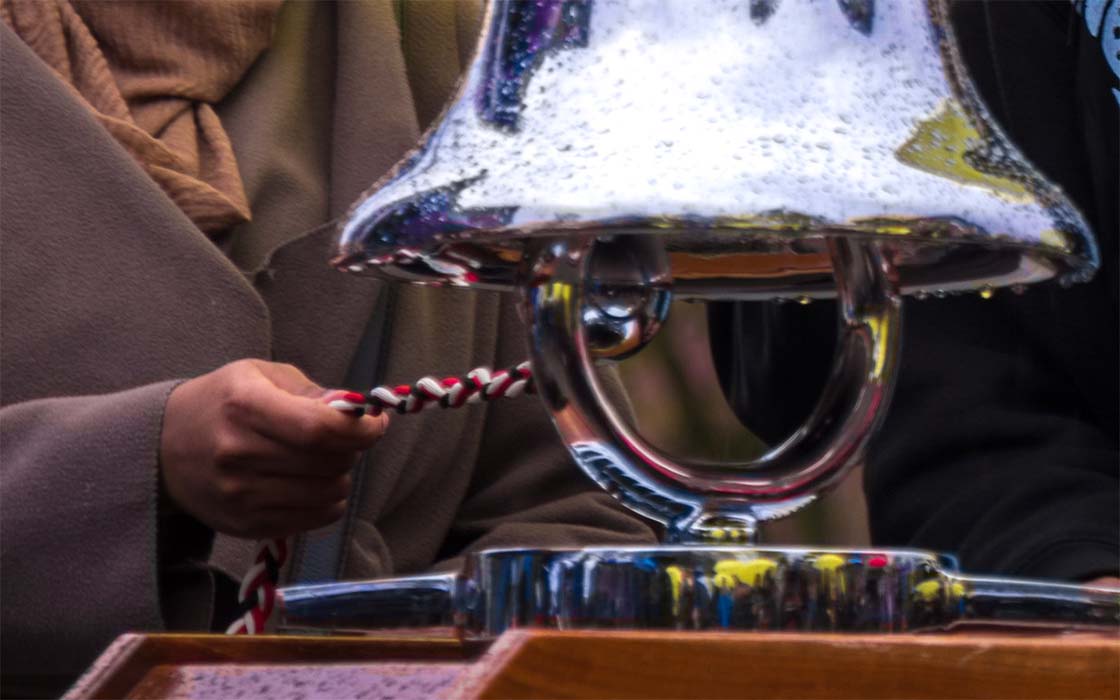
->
[226, 360, 534, 635]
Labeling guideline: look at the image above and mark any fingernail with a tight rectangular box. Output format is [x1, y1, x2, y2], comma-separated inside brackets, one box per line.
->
[327, 400, 366, 417]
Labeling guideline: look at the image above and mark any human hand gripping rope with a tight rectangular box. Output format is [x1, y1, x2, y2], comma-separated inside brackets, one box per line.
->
[225, 361, 534, 635]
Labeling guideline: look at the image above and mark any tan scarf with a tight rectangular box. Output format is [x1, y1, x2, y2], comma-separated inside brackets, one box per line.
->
[1, 0, 282, 234]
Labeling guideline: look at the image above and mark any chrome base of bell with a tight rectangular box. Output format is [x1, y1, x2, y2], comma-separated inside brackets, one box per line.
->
[278, 547, 1119, 638]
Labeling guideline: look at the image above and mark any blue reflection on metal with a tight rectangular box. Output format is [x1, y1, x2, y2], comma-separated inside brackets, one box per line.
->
[837, 0, 875, 34]
[749, 0, 779, 24]
[352, 175, 516, 252]
[477, 0, 592, 130]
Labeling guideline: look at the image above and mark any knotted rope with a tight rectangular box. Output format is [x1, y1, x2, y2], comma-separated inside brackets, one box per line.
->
[226, 360, 534, 635]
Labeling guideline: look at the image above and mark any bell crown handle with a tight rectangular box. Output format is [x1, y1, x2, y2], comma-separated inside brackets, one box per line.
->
[525, 237, 902, 542]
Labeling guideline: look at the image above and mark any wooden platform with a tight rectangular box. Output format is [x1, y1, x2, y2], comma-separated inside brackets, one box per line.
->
[66, 630, 1120, 699]
[465, 630, 1120, 699]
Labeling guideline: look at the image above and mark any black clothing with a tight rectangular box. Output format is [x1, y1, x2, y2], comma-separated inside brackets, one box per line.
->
[710, 1, 1119, 580]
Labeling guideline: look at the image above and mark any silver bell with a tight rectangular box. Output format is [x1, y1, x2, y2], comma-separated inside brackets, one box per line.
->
[334, 0, 1097, 539]
[335, 0, 1095, 296]
[278, 0, 1116, 641]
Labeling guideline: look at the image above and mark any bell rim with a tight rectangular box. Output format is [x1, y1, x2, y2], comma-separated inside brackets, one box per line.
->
[332, 219, 1097, 298]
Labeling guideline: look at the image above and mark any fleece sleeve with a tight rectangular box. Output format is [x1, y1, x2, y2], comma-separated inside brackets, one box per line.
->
[0, 383, 215, 695]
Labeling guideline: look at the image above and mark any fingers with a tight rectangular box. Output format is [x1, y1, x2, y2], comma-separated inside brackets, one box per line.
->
[251, 394, 388, 452]
[251, 360, 328, 399]
[251, 450, 358, 478]
[226, 362, 389, 451]
[242, 473, 353, 511]
[161, 358, 393, 540]
[211, 471, 353, 538]
[214, 428, 359, 477]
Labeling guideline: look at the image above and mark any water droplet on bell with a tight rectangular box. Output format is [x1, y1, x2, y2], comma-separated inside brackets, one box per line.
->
[797, 295, 812, 305]
[1011, 284, 1027, 296]
[913, 290, 930, 301]
[979, 286, 994, 300]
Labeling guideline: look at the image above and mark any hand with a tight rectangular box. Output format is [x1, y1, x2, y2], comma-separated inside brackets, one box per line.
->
[160, 359, 389, 538]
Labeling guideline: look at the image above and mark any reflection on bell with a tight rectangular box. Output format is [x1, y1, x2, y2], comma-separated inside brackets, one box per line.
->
[331, 0, 1103, 535]
[281, 0, 1119, 639]
[335, 0, 1097, 300]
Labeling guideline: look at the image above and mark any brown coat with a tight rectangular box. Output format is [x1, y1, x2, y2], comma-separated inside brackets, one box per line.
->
[0, 2, 653, 692]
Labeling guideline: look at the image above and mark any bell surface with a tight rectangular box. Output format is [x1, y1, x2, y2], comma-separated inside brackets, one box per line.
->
[335, 0, 1098, 300]
[280, 547, 1120, 637]
[286, 1, 1120, 635]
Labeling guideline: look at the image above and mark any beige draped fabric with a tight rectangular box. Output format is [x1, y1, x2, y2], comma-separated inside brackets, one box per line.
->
[1, 0, 281, 234]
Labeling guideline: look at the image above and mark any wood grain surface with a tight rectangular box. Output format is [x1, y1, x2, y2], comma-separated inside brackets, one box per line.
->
[65, 630, 1120, 699]
[462, 630, 1120, 700]
[64, 633, 484, 699]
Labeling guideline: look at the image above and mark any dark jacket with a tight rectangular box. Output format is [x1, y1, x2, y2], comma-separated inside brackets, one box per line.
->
[710, 0, 1119, 580]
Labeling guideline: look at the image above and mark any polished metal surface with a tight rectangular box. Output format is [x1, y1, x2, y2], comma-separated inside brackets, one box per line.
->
[524, 236, 901, 540]
[328, 0, 1102, 535]
[312, 0, 1112, 638]
[279, 573, 460, 635]
[579, 235, 672, 359]
[334, 0, 1097, 298]
[279, 547, 1120, 637]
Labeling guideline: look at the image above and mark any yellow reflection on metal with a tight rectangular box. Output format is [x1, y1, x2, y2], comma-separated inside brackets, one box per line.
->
[915, 579, 942, 602]
[543, 280, 573, 324]
[706, 527, 748, 542]
[714, 212, 823, 233]
[814, 553, 847, 595]
[874, 225, 913, 236]
[666, 565, 685, 617]
[1040, 228, 1073, 254]
[815, 554, 845, 572]
[713, 558, 778, 588]
[896, 99, 1031, 203]
[865, 315, 893, 376]
[914, 579, 967, 603]
[543, 280, 572, 303]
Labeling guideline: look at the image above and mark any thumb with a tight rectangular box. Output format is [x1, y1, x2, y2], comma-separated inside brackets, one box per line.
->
[253, 361, 326, 400]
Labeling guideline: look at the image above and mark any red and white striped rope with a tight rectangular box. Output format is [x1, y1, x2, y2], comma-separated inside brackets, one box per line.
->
[327, 361, 535, 416]
[225, 539, 286, 635]
[226, 360, 533, 635]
